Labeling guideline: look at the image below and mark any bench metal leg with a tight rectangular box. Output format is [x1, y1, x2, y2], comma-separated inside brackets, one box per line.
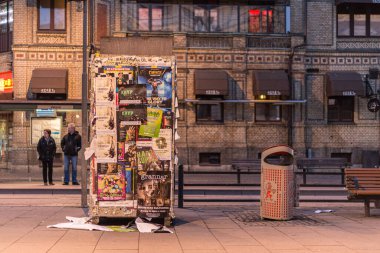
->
[302, 168, 307, 185]
[364, 199, 370, 217]
[375, 200, 380, 209]
[237, 169, 241, 184]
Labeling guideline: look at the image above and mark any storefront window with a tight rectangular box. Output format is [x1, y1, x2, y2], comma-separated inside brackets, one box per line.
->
[38, 0, 66, 31]
[196, 96, 223, 123]
[328, 97, 354, 123]
[0, 0, 12, 53]
[255, 104, 281, 122]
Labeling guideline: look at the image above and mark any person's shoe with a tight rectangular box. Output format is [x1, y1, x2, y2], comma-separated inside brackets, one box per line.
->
[62, 182, 69, 185]
[72, 182, 80, 185]
[44, 183, 48, 186]
[49, 182, 55, 185]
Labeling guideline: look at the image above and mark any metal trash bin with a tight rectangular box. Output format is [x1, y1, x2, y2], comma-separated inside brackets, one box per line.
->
[260, 145, 295, 220]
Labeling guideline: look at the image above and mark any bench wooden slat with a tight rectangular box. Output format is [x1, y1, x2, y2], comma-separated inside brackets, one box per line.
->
[345, 168, 380, 216]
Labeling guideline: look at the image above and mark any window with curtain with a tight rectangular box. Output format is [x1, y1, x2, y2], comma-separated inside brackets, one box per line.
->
[248, 7, 273, 33]
[38, 0, 66, 31]
[337, 3, 380, 37]
[0, 0, 12, 52]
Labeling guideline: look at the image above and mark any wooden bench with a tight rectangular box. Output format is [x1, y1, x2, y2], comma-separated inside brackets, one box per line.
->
[231, 159, 261, 184]
[296, 158, 348, 186]
[345, 168, 380, 217]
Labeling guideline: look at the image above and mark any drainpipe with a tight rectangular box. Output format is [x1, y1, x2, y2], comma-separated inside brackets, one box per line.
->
[81, 0, 88, 208]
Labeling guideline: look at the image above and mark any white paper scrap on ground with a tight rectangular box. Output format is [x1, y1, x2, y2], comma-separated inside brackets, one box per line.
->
[66, 216, 91, 224]
[47, 216, 113, 231]
[47, 222, 113, 231]
[135, 218, 173, 233]
[84, 138, 97, 160]
[314, 210, 334, 214]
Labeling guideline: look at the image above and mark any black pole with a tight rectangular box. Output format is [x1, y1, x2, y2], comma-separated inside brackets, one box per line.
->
[81, 0, 88, 208]
[178, 164, 184, 208]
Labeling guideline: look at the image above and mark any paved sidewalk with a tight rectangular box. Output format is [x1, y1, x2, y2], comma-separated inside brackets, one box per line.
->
[0, 201, 379, 253]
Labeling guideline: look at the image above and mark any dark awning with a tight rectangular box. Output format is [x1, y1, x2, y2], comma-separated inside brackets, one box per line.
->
[30, 69, 68, 94]
[336, 0, 376, 4]
[326, 71, 365, 96]
[253, 70, 289, 96]
[195, 70, 229, 95]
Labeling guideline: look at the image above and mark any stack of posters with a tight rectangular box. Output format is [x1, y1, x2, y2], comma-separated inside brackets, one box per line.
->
[91, 56, 174, 219]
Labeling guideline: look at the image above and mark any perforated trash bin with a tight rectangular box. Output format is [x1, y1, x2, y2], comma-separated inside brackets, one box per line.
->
[260, 145, 295, 220]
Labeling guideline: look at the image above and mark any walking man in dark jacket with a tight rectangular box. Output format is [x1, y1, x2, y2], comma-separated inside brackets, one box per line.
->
[61, 123, 81, 185]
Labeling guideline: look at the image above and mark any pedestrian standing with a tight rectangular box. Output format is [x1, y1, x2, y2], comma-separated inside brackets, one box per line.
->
[37, 129, 56, 186]
[61, 123, 81, 185]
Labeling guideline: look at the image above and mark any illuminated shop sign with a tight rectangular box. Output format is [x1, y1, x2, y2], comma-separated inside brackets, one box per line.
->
[0, 71, 13, 94]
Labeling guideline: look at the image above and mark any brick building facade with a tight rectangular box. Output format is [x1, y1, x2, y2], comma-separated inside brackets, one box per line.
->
[0, 0, 379, 174]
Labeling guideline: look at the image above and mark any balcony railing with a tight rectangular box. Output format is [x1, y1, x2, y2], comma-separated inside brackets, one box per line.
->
[247, 35, 291, 48]
[121, 3, 289, 35]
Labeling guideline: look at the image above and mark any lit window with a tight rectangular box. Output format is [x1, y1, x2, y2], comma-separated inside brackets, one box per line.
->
[249, 8, 273, 33]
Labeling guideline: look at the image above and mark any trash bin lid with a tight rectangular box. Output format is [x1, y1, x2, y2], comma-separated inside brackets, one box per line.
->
[262, 145, 294, 166]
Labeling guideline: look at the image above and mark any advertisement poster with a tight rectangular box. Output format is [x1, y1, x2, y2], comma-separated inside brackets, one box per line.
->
[117, 142, 125, 161]
[137, 171, 171, 218]
[152, 129, 172, 161]
[95, 106, 116, 133]
[125, 143, 137, 168]
[161, 109, 173, 129]
[138, 66, 172, 108]
[118, 163, 134, 199]
[97, 174, 126, 201]
[118, 105, 147, 124]
[102, 66, 135, 85]
[96, 135, 117, 163]
[138, 107, 163, 138]
[97, 163, 121, 175]
[31, 117, 62, 145]
[95, 77, 116, 105]
[118, 123, 138, 142]
[119, 84, 147, 105]
[136, 146, 164, 171]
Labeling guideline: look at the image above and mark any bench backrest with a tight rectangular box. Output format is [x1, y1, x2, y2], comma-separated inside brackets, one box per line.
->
[297, 158, 348, 168]
[345, 168, 380, 191]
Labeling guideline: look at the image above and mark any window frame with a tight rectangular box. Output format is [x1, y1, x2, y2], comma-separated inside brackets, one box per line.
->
[336, 3, 380, 38]
[137, 4, 164, 31]
[195, 95, 224, 124]
[254, 95, 283, 122]
[0, 0, 12, 53]
[37, 0, 67, 32]
[199, 152, 221, 166]
[248, 7, 274, 34]
[327, 96, 354, 123]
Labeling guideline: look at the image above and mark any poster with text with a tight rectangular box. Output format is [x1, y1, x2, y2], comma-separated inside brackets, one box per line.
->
[138, 66, 172, 108]
[152, 129, 172, 161]
[138, 107, 163, 138]
[118, 105, 147, 125]
[95, 77, 116, 105]
[137, 171, 171, 218]
[95, 134, 117, 163]
[95, 105, 117, 133]
[118, 84, 147, 105]
[97, 174, 126, 201]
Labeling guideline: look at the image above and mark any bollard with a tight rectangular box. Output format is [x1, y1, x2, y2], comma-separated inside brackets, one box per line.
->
[178, 164, 184, 208]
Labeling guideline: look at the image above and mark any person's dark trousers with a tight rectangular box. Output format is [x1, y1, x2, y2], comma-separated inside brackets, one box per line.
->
[42, 160, 53, 183]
